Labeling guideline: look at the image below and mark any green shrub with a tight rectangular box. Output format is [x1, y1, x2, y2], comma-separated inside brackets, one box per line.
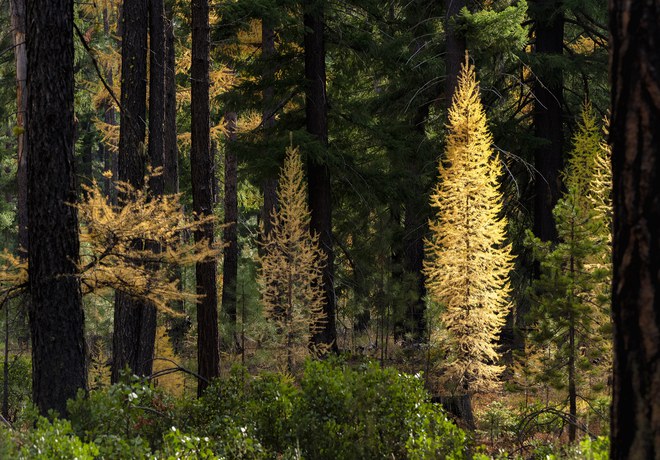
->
[19, 417, 99, 460]
[158, 427, 217, 459]
[0, 425, 18, 458]
[6, 362, 464, 460]
[67, 375, 174, 453]
[294, 360, 465, 460]
[0, 355, 32, 421]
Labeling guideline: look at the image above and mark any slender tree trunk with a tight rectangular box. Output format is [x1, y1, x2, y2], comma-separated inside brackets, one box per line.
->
[101, 6, 117, 203]
[191, 0, 219, 395]
[112, 0, 155, 383]
[149, 0, 165, 196]
[11, 0, 28, 257]
[397, 102, 430, 343]
[532, 0, 564, 243]
[222, 112, 238, 351]
[304, 1, 338, 352]
[163, 1, 178, 196]
[444, 0, 466, 106]
[261, 18, 277, 241]
[609, 0, 660, 457]
[11, 0, 30, 350]
[26, 0, 87, 416]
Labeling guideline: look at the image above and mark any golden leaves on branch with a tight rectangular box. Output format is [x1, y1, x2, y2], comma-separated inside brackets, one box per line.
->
[76, 171, 221, 316]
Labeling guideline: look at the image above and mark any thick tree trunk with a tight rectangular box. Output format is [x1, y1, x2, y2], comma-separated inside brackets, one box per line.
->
[26, 0, 87, 416]
[112, 0, 156, 382]
[191, 0, 219, 395]
[609, 0, 660, 457]
[531, 0, 564, 243]
[222, 112, 238, 351]
[304, 1, 338, 352]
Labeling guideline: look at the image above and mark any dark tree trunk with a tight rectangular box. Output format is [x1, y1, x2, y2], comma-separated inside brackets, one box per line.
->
[26, 0, 87, 416]
[163, 1, 179, 196]
[161, 1, 187, 349]
[222, 112, 238, 351]
[531, 0, 564, 243]
[101, 5, 117, 204]
[304, 1, 338, 352]
[112, 0, 156, 383]
[191, 0, 219, 395]
[261, 18, 277, 241]
[609, 0, 660, 457]
[397, 102, 429, 342]
[11, 0, 28, 258]
[79, 122, 94, 189]
[444, 0, 466, 107]
[149, 0, 165, 196]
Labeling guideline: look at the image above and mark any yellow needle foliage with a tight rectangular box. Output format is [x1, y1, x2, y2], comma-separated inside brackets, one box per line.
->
[424, 56, 513, 395]
[0, 250, 28, 297]
[257, 146, 327, 372]
[77, 175, 220, 315]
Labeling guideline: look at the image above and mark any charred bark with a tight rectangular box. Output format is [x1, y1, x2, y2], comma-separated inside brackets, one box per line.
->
[191, 0, 219, 395]
[609, 0, 660, 457]
[222, 112, 238, 351]
[26, 0, 87, 416]
[111, 0, 156, 382]
[304, 1, 338, 352]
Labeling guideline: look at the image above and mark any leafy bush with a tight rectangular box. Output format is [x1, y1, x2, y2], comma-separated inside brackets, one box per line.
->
[0, 354, 32, 421]
[6, 362, 465, 459]
[294, 360, 465, 460]
[158, 427, 217, 459]
[187, 360, 465, 459]
[536, 436, 609, 460]
[18, 417, 99, 460]
[67, 375, 174, 455]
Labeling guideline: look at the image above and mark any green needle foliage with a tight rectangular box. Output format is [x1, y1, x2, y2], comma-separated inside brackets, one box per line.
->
[258, 145, 327, 372]
[526, 104, 612, 433]
[424, 55, 513, 396]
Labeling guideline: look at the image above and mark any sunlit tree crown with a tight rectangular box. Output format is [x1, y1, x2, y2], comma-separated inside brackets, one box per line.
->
[424, 55, 513, 394]
[258, 146, 327, 371]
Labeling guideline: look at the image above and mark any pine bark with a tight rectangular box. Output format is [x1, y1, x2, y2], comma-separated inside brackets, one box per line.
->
[26, 0, 87, 416]
[222, 112, 238, 350]
[304, 1, 338, 352]
[191, 0, 219, 394]
[112, 0, 156, 382]
[531, 0, 564, 243]
[609, 0, 660, 457]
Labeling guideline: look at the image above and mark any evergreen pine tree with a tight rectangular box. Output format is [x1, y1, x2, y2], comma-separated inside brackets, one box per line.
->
[424, 56, 513, 400]
[526, 104, 612, 441]
[258, 145, 327, 372]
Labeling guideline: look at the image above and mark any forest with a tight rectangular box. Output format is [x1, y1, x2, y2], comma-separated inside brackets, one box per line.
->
[0, 0, 657, 458]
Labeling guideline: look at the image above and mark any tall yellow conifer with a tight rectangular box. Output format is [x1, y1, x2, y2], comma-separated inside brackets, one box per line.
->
[258, 146, 327, 372]
[424, 56, 513, 397]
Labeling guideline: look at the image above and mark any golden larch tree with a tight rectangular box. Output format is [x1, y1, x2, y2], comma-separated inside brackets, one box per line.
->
[424, 56, 513, 398]
[258, 146, 327, 372]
